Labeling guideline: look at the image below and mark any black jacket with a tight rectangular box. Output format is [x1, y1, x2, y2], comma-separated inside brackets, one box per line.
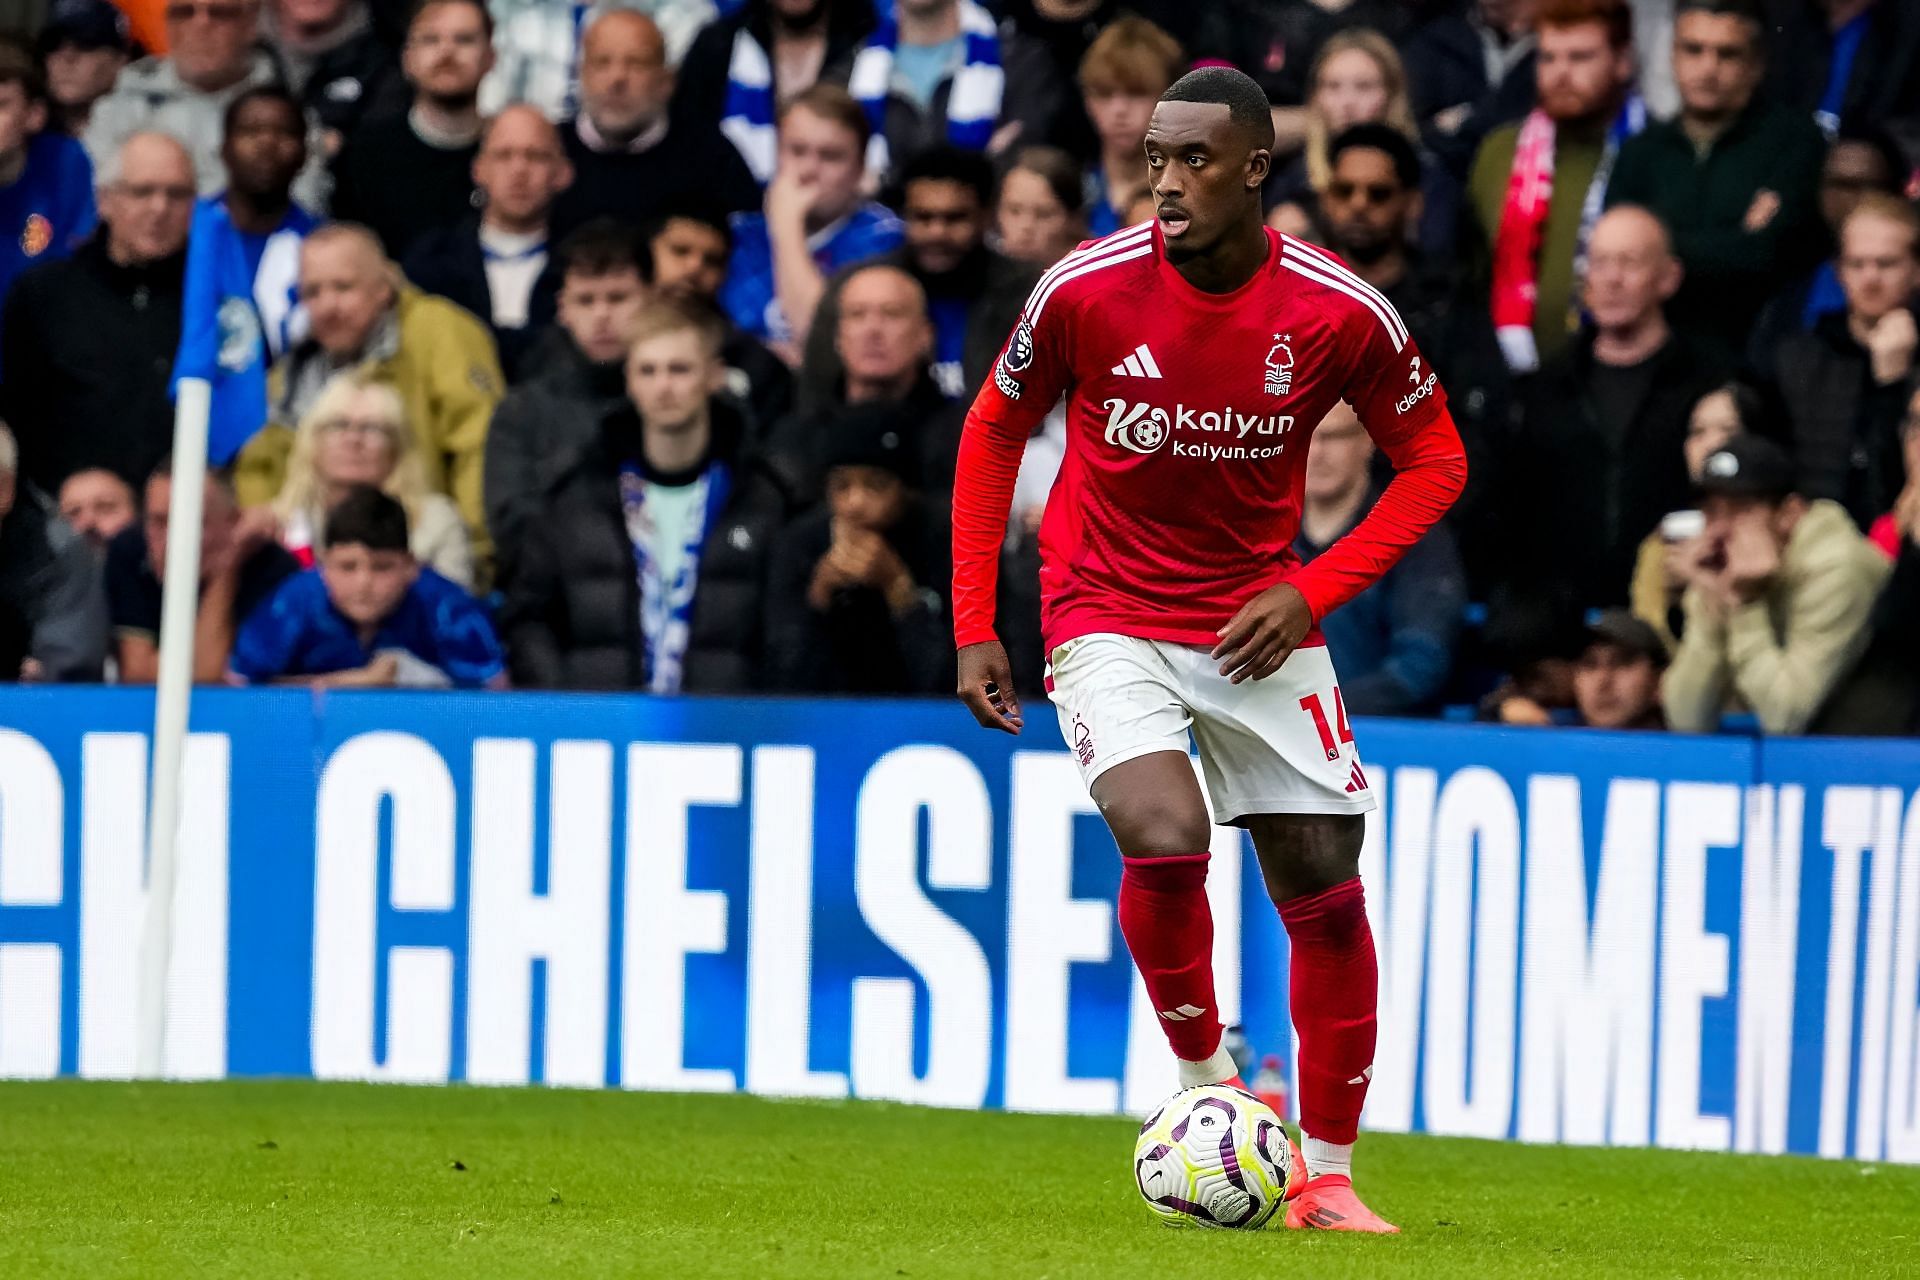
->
[1762, 0, 1920, 166]
[797, 246, 1040, 416]
[330, 114, 480, 259]
[1769, 309, 1911, 530]
[482, 329, 630, 590]
[550, 116, 760, 243]
[286, 22, 407, 140]
[765, 370, 960, 505]
[1508, 332, 1726, 614]
[0, 484, 108, 682]
[765, 500, 953, 695]
[402, 216, 562, 381]
[1403, 12, 1536, 179]
[0, 232, 184, 492]
[502, 400, 785, 692]
[1813, 532, 1920, 736]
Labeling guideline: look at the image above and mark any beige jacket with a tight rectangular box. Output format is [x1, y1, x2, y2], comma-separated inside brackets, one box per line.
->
[1663, 500, 1891, 734]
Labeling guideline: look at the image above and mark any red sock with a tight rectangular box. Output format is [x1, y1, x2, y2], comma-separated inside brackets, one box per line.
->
[1279, 877, 1377, 1145]
[1118, 853, 1222, 1063]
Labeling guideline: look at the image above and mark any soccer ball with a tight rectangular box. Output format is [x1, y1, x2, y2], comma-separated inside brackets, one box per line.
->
[1132, 1084, 1292, 1229]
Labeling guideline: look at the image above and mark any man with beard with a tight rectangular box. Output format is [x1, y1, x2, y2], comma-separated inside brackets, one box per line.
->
[330, 0, 492, 258]
[1322, 122, 1510, 593]
[675, 0, 875, 182]
[1468, 0, 1644, 374]
[799, 145, 1037, 410]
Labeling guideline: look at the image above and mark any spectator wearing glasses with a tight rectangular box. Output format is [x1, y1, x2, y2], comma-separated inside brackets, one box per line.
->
[269, 371, 474, 587]
[2, 133, 192, 495]
[36, 0, 134, 138]
[86, 0, 327, 208]
[330, 0, 493, 259]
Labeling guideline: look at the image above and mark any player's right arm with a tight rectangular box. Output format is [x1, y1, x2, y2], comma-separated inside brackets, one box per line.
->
[951, 294, 1075, 734]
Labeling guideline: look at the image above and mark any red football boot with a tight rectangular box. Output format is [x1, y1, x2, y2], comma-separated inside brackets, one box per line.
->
[1283, 1174, 1399, 1234]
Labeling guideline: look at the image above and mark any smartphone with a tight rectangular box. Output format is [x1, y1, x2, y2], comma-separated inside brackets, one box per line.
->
[1660, 510, 1706, 543]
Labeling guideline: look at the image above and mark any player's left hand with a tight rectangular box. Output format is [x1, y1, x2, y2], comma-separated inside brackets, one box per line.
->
[1212, 582, 1313, 684]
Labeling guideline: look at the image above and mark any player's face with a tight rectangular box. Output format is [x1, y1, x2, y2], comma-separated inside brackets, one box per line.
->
[627, 329, 722, 431]
[222, 96, 307, 201]
[1672, 12, 1763, 123]
[777, 108, 864, 224]
[403, 0, 494, 105]
[1684, 390, 1742, 481]
[1838, 213, 1920, 325]
[1573, 643, 1659, 729]
[996, 167, 1076, 266]
[649, 219, 730, 302]
[1323, 147, 1412, 264]
[557, 267, 646, 364]
[1535, 21, 1630, 124]
[322, 544, 418, 627]
[1312, 48, 1388, 132]
[1144, 100, 1266, 257]
[828, 464, 907, 532]
[903, 178, 985, 276]
[57, 469, 136, 550]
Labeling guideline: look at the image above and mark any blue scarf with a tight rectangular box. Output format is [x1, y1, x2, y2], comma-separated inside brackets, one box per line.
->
[172, 197, 320, 464]
[720, 25, 779, 184]
[618, 458, 733, 694]
[846, 0, 1001, 177]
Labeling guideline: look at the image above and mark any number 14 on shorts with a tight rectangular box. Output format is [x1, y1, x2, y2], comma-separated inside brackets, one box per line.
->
[1298, 688, 1353, 762]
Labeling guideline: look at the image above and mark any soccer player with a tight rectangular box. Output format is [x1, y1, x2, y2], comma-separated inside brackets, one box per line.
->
[950, 67, 1467, 1235]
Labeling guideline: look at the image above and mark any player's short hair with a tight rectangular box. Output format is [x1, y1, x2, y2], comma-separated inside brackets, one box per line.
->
[626, 297, 727, 359]
[223, 84, 303, 139]
[408, 0, 493, 40]
[778, 83, 871, 154]
[1001, 145, 1086, 217]
[554, 219, 646, 283]
[323, 486, 411, 554]
[896, 144, 995, 209]
[1327, 123, 1421, 190]
[1160, 66, 1276, 152]
[1537, 0, 1634, 49]
[1842, 192, 1920, 258]
[1674, 0, 1764, 34]
[1078, 15, 1185, 98]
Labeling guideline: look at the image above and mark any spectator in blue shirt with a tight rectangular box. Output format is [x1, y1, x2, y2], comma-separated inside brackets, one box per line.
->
[228, 485, 507, 688]
[720, 83, 902, 361]
[0, 52, 96, 347]
[173, 85, 321, 467]
[1293, 400, 1467, 717]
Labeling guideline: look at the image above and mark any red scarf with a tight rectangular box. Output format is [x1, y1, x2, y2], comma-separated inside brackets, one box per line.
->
[1490, 110, 1558, 374]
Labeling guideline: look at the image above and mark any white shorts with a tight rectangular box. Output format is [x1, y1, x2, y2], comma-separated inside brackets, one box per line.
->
[1047, 633, 1377, 825]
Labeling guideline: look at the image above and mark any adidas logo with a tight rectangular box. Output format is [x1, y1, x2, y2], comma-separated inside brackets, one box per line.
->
[1343, 761, 1370, 795]
[1111, 343, 1164, 378]
[1158, 1004, 1207, 1022]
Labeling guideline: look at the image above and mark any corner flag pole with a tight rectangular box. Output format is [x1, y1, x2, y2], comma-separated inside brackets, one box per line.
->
[136, 376, 211, 1078]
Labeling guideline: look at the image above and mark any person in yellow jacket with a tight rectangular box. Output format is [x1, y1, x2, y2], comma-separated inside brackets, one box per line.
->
[1663, 436, 1891, 735]
[235, 223, 503, 578]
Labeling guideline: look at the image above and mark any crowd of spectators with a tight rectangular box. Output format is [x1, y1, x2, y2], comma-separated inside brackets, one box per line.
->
[0, 0, 1916, 738]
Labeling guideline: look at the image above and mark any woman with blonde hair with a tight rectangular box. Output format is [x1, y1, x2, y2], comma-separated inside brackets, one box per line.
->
[1265, 30, 1455, 255]
[271, 371, 475, 589]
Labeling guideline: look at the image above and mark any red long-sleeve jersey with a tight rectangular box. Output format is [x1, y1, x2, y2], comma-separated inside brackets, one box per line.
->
[951, 222, 1468, 656]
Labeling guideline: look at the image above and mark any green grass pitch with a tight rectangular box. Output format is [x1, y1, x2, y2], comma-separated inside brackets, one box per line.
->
[0, 1081, 1914, 1278]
